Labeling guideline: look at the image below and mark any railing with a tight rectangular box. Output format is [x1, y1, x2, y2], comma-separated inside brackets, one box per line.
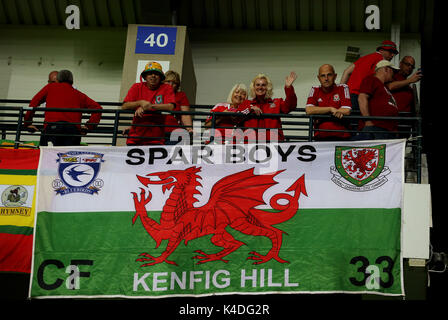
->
[0, 100, 423, 183]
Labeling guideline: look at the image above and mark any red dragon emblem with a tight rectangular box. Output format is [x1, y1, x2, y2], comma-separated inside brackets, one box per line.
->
[342, 149, 378, 180]
[131, 167, 307, 267]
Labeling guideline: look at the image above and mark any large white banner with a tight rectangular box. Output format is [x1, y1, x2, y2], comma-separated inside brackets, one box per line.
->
[30, 140, 405, 298]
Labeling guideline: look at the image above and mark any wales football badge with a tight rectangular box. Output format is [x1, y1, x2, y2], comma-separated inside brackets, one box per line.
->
[330, 144, 390, 192]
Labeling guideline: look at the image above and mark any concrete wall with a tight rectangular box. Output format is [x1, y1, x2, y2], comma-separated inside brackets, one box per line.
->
[0, 25, 421, 105]
[0, 25, 127, 103]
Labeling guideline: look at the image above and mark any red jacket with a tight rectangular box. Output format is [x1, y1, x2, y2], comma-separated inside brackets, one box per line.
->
[359, 75, 399, 132]
[24, 83, 102, 131]
[236, 86, 297, 142]
[347, 52, 383, 95]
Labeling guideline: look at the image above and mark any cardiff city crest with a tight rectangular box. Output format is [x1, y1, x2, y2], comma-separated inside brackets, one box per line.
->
[330, 145, 390, 192]
[53, 151, 104, 195]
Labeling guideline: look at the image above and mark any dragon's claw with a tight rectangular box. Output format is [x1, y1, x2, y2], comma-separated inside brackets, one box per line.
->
[247, 251, 289, 265]
[136, 252, 178, 267]
[139, 252, 153, 257]
[247, 251, 265, 264]
[136, 252, 154, 262]
[192, 250, 229, 264]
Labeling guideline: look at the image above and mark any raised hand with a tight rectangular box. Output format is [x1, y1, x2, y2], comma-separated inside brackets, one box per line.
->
[285, 71, 297, 87]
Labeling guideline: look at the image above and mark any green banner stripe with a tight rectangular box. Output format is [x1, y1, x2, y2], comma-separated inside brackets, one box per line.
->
[0, 169, 37, 176]
[32, 208, 401, 297]
[0, 225, 33, 235]
[35, 208, 401, 251]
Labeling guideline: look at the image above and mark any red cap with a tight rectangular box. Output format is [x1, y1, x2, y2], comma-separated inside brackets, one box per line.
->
[377, 40, 398, 54]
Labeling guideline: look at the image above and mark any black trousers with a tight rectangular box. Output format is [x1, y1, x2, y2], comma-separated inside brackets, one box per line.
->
[40, 122, 81, 146]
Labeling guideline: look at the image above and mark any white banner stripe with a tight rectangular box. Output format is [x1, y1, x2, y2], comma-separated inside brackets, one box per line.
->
[37, 140, 405, 212]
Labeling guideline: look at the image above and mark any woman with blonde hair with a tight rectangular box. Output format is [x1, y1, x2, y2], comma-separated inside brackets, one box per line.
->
[205, 83, 247, 144]
[237, 72, 297, 143]
[163, 70, 193, 144]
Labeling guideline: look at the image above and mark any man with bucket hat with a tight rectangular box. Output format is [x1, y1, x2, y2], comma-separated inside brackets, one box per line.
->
[341, 40, 399, 113]
[122, 62, 176, 145]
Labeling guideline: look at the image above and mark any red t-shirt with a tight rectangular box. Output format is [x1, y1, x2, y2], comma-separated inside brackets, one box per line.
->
[359, 75, 399, 131]
[306, 84, 352, 139]
[24, 83, 102, 131]
[164, 91, 190, 133]
[206, 103, 237, 141]
[347, 52, 383, 95]
[124, 83, 175, 145]
[390, 72, 415, 113]
[236, 86, 297, 142]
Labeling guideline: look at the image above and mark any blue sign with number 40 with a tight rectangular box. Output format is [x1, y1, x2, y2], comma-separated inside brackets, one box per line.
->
[135, 26, 177, 55]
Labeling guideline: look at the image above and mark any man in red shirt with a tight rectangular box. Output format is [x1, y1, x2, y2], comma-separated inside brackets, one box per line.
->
[236, 72, 297, 143]
[122, 62, 175, 145]
[387, 56, 422, 114]
[306, 64, 352, 140]
[341, 40, 398, 113]
[24, 70, 102, 146]
[357, 60, 399, 140]
[47, 71, 58, 84]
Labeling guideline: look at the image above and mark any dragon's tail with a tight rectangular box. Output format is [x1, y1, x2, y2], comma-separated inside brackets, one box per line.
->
[252, 174, 307, 226]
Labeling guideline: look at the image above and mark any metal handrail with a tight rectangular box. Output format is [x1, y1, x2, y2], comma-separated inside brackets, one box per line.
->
[0, 104, 423, 182]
